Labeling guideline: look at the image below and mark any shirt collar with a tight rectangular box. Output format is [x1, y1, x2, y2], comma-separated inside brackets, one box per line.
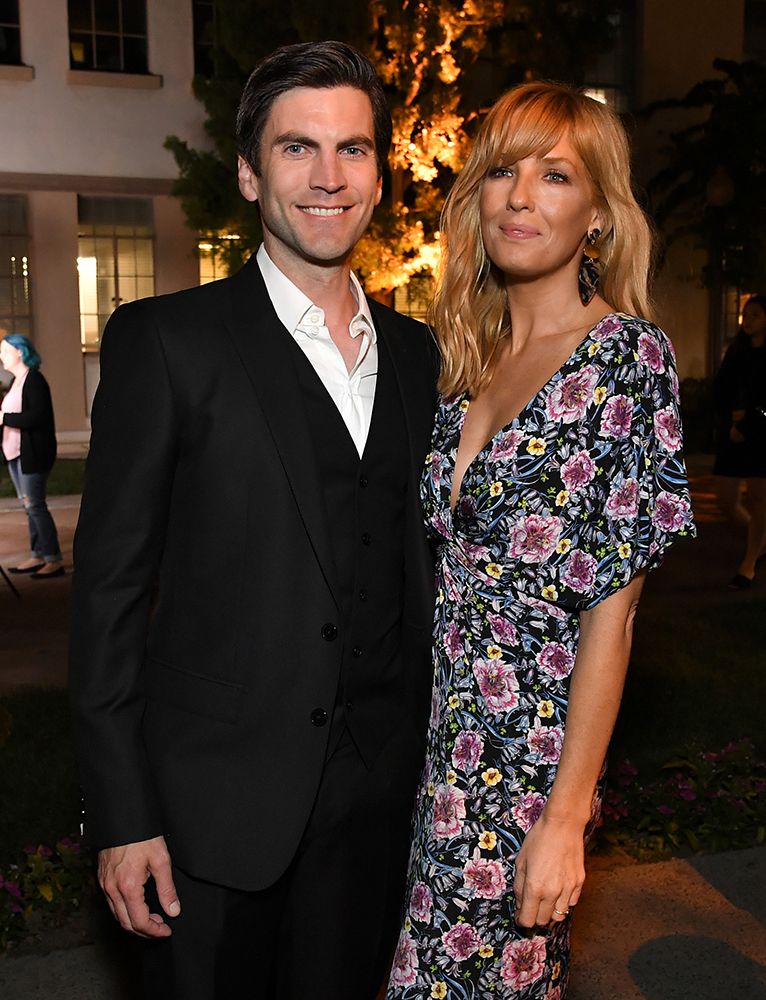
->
[256, 244, 376, 343]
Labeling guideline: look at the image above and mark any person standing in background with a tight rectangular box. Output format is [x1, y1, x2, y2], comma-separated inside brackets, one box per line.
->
[713, 293, 766, 589]
[0, 332, 64, 579]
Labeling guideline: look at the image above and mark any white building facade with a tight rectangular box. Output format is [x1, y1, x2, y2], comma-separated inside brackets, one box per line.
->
[0, 0, 209, 447]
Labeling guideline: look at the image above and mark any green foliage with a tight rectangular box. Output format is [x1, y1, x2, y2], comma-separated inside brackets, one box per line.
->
[596, 740, 766, 861]
[0, 458, 86, 498]
[647, 59, 766, 289]
[0, 837, 92, 952]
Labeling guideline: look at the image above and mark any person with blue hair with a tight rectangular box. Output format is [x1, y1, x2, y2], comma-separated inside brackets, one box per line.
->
[0, 331, 64, 577]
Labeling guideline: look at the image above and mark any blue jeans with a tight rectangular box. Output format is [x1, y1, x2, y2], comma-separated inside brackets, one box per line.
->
[7, 457, 62, 562]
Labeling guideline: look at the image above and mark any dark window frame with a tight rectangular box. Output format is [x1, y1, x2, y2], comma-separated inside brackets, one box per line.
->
[0, 0, 22, 66]
[68, 0, 149, 75]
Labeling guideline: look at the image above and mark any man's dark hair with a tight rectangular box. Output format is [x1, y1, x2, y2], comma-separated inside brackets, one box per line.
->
[236, 40, 392, 177]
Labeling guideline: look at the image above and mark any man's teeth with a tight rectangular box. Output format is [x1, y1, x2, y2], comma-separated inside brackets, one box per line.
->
[301, 207, 346, 216]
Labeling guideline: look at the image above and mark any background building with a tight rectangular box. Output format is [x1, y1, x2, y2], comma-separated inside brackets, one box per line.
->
[0, 0, 207, 448]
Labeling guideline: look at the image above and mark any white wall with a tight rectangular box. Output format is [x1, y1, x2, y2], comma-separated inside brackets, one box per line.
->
[0, 0, 208, 179]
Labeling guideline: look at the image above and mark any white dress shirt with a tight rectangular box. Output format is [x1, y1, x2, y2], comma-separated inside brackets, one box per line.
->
[257, 245, 377, 457]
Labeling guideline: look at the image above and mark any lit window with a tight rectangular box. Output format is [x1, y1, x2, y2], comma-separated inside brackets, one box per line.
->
[77, 196, 154, 350]
[68, 0, 148, 74]
[198, 234, 240, 285]
[0, 195, 32, 336]
[0, 1, 21, 65]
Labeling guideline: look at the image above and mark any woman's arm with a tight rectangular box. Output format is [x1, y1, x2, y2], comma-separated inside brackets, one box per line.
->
[514, 570, 646, 927]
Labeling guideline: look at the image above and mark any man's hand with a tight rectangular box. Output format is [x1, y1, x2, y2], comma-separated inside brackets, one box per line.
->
[98, 835, 180, 938]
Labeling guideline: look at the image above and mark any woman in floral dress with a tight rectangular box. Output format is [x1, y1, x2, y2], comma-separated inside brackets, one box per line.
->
[386, 83, 694, 999]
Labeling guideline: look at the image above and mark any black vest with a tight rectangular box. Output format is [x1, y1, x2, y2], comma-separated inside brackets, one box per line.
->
[288, 333, 410, 762]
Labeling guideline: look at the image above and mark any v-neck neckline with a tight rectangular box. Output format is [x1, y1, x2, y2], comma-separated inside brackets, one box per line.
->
[448, 312, 620, 513]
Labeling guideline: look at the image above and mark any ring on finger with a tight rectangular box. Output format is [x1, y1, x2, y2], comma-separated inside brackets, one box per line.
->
[553, 906, 569, 917]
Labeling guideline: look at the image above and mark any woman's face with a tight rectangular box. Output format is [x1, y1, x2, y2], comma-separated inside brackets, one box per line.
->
[0, 339, 23, 372]
[741, 302, 766, 339]
[479, 134, 601, 285]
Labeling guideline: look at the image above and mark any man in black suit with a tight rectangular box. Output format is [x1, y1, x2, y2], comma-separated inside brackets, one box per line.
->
[69, 41, 437, 1000]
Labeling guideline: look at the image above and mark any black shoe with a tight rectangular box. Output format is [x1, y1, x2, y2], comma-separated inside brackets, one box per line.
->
[30, 566, 65, 579]
[8, 562, 45, 574]
[728, 573, 753, 590]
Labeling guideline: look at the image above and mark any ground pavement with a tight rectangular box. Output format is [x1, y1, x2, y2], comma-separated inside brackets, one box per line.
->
[1, 465, 765, 998]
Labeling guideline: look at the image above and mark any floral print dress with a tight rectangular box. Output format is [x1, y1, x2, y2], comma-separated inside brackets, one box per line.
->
[386, 314, 695, 1000]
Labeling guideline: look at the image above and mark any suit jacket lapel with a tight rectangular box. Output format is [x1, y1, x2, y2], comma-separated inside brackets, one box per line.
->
[223, 256, 341, 610]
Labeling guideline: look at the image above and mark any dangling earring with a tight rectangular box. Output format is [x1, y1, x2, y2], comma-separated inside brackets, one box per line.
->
[578, 228, 601, 306]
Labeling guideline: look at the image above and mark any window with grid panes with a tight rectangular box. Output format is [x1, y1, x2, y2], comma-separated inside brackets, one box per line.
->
[77, 196, 154, 351]
[0, 1, 21, 65]
[68, 0, 148, 74]
[0, 195, 32, 337]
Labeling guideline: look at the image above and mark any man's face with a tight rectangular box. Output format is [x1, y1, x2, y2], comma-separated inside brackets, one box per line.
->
[238, 86, 382, 276]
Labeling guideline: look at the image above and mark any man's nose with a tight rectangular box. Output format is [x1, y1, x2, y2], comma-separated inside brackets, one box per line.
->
[309, 151, 346, 193]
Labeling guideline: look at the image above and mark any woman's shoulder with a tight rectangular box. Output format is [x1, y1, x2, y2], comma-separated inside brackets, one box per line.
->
[594, 313, 679, 374]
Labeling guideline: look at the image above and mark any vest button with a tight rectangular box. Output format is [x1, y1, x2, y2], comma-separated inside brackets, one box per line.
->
[352, 646, 362, 658]
[359, 475, 369, 488]
[358, 589, 368, 602]
[310, 708, 328, 727]
[321, 623, 338, 641]
[361, 532, 372, 546]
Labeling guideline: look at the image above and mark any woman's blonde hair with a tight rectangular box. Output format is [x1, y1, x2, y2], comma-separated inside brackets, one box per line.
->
[434, 81, 655, 398]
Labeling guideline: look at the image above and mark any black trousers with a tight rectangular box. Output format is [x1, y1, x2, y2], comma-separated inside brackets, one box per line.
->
[142, 726, 421, 1000]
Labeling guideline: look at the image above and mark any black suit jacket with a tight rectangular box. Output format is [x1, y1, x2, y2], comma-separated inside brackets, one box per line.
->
[1, 369, 57, 473]
[69, 256, 438, 890]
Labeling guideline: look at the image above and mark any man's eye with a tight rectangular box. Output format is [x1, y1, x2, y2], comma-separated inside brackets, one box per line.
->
[285, 144, 305, 154]
[344, 146, 364, 156]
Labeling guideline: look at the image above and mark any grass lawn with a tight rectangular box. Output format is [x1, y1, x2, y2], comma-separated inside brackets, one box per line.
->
[0, 458, 86, 499]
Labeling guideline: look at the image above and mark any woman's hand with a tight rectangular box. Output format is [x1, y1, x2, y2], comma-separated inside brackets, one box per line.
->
[513, 811, 586, 928]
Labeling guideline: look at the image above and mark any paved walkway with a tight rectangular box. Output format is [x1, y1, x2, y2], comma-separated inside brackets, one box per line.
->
[1, 465, 765, 997]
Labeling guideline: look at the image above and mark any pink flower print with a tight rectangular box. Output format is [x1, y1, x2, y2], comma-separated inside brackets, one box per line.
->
[599, 394, 633, 438]
[429, 450, 443, 486]
[590, 314, 622, 341]
[487, 612, 518, 646]
[638, 331, 665, 373]
[390, 930, 419, 987]
[545, 366, 599, 423]
[526, 721, 565, 764]
[652, 491, 692, 532]
[606, 477, 640, 520]
[536, 642, 575, 680]
[441, 922, 481, 962]
[443, 621, 463, 661]
[546, 985, 563, 1000]
[654, 403, 682, 453]
[501, 935, 547, 989]
[511, 791, 546, 832]
[463, 850, 507, 899]
[433, 783, 467, 839]
[409, 881, 433, 923]
[560, 548, 598, 593]
[560, 450, 596, 493]
[509, 513, 562, 564]
[473, 659, 520, 714]
[489, 428, 523, 461]
[452, 730, 485, 772]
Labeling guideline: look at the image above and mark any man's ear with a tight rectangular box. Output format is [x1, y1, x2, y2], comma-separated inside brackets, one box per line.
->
[238, 156, 259, 203]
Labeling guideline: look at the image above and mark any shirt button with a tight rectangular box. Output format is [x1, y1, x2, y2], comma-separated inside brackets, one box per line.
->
[361, 532, 372, 546]
[321, 623, 338, 641]
[358, 589, 368, 602]
[308, 312, 321, 324]
[345, 700, 354, 712]
[310, 708, 328, 727]
[359, 475, 369, 488]
[352, 646, 362, 658]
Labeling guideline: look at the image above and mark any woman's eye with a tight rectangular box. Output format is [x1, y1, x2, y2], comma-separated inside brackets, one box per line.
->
[489, 166, 513, 178]
[546, 170, 568, 183]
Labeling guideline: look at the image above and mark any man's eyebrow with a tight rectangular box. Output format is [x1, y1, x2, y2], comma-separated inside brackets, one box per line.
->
[271, 132, 374, 151]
